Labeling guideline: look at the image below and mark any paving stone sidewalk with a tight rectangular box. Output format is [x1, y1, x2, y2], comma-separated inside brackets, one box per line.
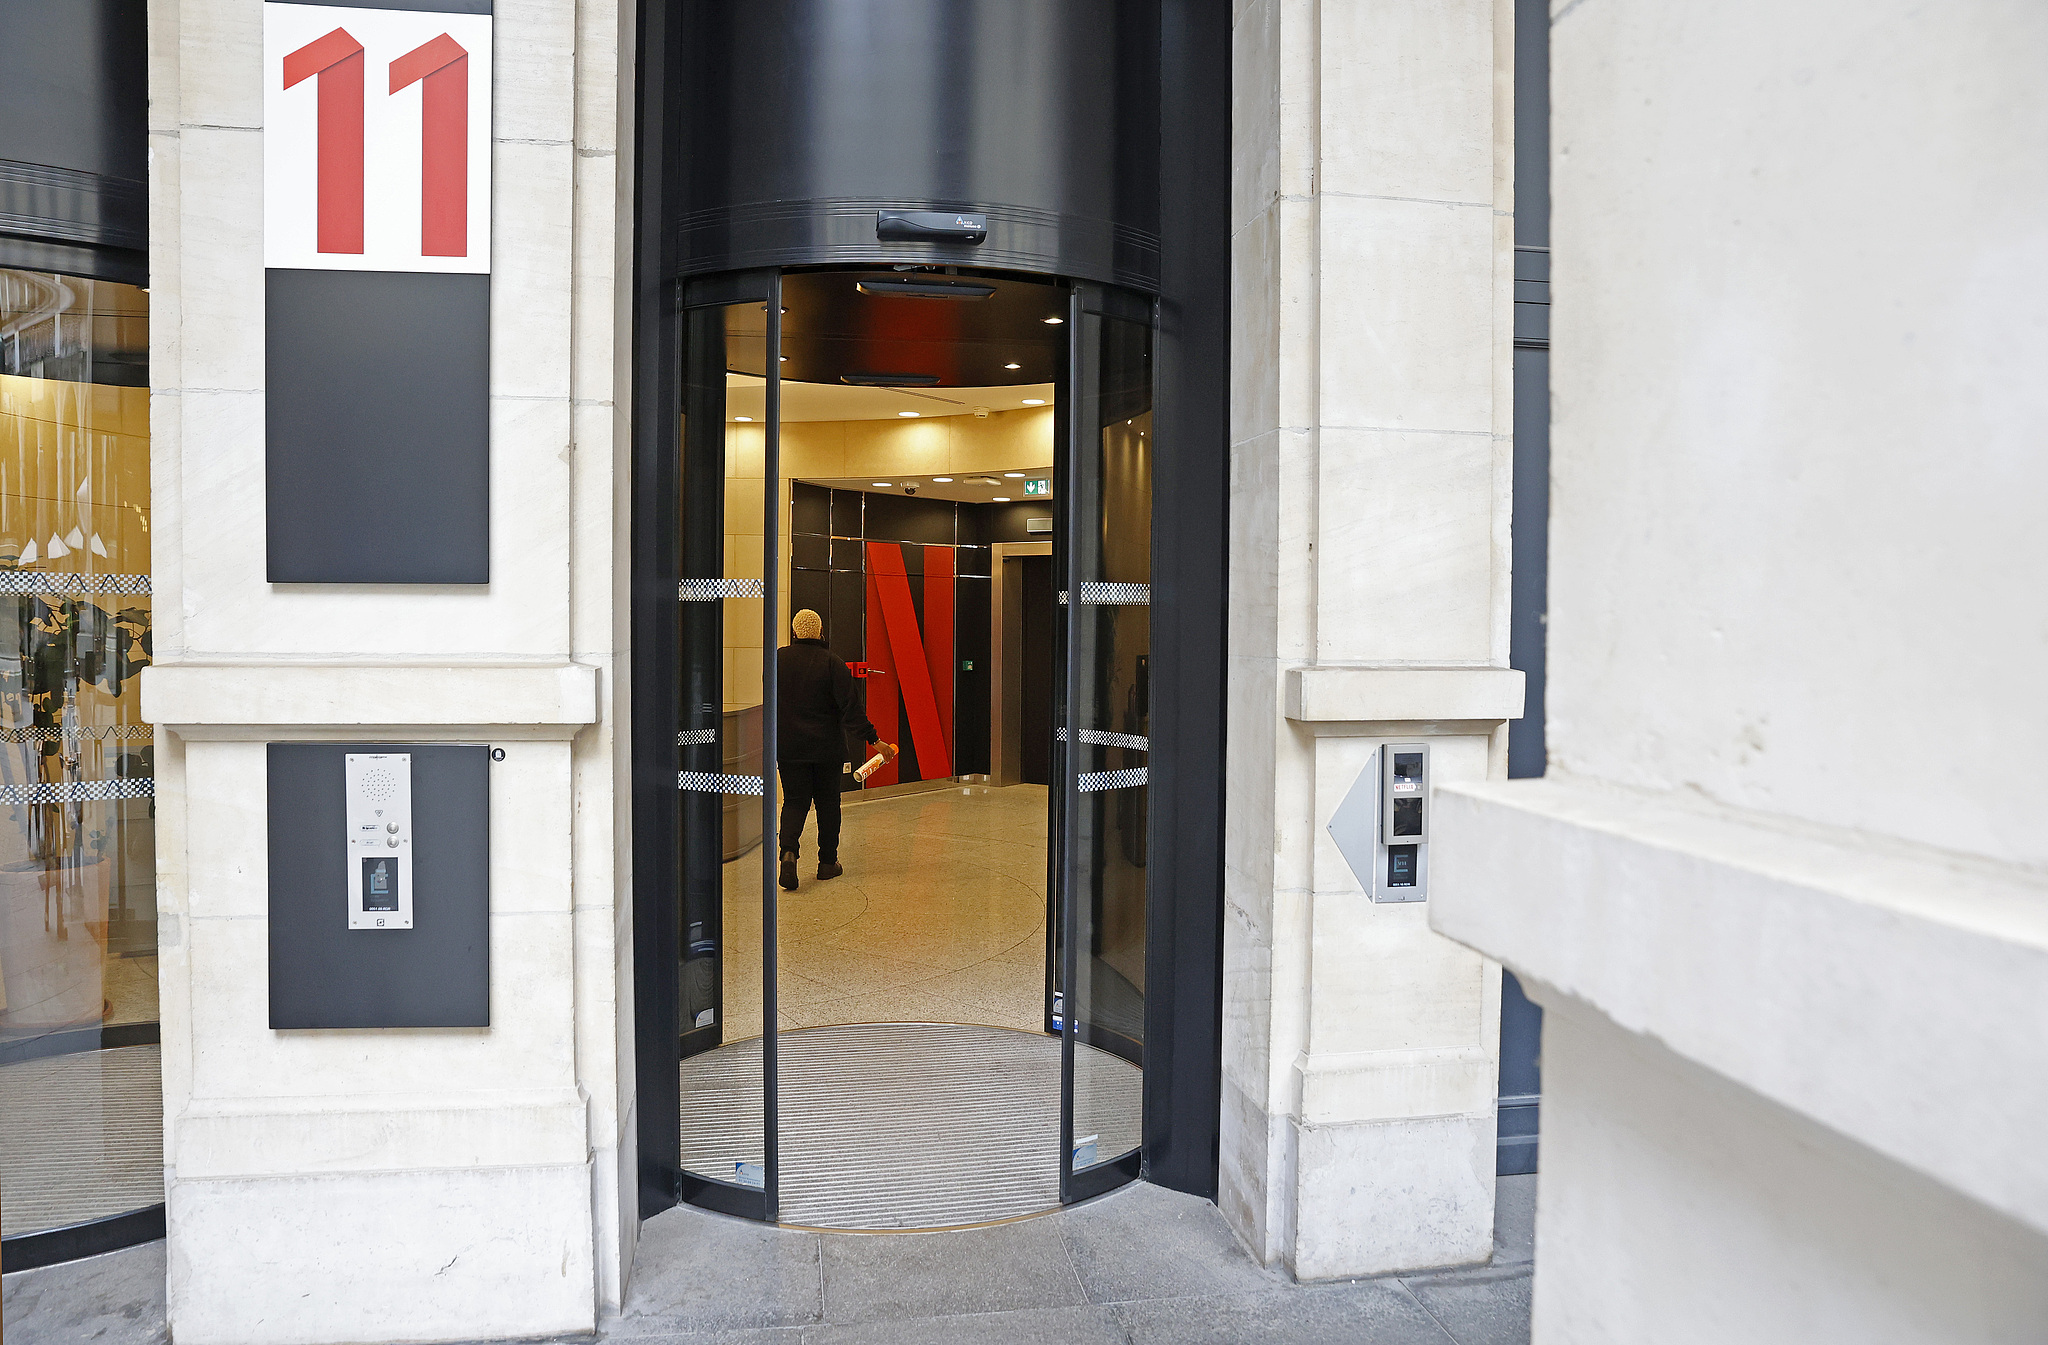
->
[3, 1177, 1536, 1345]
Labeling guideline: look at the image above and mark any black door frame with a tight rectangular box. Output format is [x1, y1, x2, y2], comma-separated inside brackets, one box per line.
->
[629, 0, 1231, 1221]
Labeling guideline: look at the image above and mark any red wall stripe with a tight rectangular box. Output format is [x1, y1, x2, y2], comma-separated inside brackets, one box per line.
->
[923, 544, 954, 761]
[863, 566, 900, 787]
[867, 541, 951, 778]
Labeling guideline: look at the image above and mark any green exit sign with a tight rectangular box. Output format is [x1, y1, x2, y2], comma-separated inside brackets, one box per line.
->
[1024, 478, 1051, 496]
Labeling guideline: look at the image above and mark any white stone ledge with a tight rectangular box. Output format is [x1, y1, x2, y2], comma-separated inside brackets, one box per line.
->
[143, 662, 599, 738]
[1430, 775, 2048, 1237]
[1284, 666, 1524, 723]
[174, 1090, 588, 1180]
[1291, 1046, 1495, 1124]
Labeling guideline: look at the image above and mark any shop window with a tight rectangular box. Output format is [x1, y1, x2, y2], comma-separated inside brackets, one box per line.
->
[0, 268, 160, 1253]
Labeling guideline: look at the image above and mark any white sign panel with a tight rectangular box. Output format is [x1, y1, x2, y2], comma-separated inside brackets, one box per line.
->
[264, 3, 493, 273]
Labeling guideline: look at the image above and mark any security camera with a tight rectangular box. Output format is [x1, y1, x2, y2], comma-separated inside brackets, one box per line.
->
[903, 485, 919, 495]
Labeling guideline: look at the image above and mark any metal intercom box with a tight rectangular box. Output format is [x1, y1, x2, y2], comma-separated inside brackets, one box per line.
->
[345, 752, 414, 929]
[1379, 743, 1430, 900]
[268, 742, 491, 1029]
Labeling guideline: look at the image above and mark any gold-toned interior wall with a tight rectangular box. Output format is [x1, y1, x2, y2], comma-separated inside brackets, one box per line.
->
[0, 372, 156, 1036]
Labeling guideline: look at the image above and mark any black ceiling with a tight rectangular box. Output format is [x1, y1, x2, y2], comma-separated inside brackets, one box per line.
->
[723, 269, 1066, 388]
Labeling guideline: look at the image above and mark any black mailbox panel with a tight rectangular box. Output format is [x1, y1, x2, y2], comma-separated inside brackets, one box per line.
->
[267, 742, 491, 1029]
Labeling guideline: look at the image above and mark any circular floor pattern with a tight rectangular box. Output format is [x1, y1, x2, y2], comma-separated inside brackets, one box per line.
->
[679, 1021, 1141, 1230]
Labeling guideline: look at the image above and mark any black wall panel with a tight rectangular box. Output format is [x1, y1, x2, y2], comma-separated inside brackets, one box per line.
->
[988, 501, 1054, 543]
[267, 743, 491, 1029]
[861, 492, 960, 546]
[955, 578, 991, 776]
[827, 571, 864, 663]
[791, 481, 831, 534]
[265, 270, 491, 583]
[789, 568, 831, 632]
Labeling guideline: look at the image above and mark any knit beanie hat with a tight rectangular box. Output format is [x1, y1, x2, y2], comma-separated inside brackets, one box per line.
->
[792, 609, 823, 640]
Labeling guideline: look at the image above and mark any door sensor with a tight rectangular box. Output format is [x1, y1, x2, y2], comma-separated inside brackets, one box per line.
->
[876, 210, 988, 244]
[346, 753, 414, 929]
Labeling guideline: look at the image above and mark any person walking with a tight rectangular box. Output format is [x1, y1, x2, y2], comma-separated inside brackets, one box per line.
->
[776, 609, 895, 891]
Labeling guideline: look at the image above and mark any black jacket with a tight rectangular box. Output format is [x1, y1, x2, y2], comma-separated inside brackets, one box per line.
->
[776, 639, 878, 763]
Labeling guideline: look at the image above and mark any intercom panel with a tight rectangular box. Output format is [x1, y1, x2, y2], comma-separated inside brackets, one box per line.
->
[1377, 743, 1430, 902]
[345, 753, 414, 929]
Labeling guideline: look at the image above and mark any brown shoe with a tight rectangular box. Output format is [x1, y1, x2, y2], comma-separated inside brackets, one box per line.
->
[816, 860, 843, 881]
[778, 852, 799, 891]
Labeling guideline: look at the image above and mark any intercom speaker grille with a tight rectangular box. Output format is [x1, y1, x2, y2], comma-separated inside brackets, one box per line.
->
[359, 768, 398, 804]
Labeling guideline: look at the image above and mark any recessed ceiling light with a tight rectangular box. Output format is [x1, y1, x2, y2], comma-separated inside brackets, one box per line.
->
[872, 482, 892, 487]
[1003, 472, 1025, 478]
[993, 496, 1011, 502]
[898, 411, 920, 418]
[1004, 362, 1021, 370]
[779, 355, 788, 362]
[1043, 316, 1063, 325]
[734, 416, 753, 422]
[932, 476, 954, 482]
[1021, 398, 1045, 406]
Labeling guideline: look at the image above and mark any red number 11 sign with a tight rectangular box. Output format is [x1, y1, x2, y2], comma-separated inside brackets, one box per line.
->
[266, 3, 492, 273]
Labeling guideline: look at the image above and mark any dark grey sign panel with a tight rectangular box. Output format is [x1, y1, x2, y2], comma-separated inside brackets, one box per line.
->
[268, 742, 490, 1028]
[265, 269, 491, 583]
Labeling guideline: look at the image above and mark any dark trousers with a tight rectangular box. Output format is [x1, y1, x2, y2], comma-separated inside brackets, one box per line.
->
[777, 760, 843, 861]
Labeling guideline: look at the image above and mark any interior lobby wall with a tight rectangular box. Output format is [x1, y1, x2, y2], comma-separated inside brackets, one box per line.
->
[1225, 0, 1521, 1280]
[725, 405, 1052, 710]
[1430, 2, 2048, 1339]
[139, 0, 633, 1339]
[781, 402, 1054, 481]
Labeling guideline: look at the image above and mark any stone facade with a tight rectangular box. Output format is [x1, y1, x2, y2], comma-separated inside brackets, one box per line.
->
[134, 0, 1529, 1336]
[1223, 0, 1523, 1279]
[142, 0, 633, 1338]
[1432, 1, 2048, 1340]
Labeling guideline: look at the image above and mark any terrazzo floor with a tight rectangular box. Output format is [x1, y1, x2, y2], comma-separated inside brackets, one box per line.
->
[720, 783, 1053, 1039]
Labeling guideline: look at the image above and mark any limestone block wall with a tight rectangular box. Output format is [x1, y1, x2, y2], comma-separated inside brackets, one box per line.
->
[1225, 0, 1520, 1279]
[1432, 1, 2048, 1339]
[141, 1, 634, 1340]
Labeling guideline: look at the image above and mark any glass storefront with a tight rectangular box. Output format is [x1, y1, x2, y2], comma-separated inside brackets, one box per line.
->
[0, 268, 161, 1254]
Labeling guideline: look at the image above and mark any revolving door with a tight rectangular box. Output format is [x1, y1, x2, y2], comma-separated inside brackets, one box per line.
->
[664, 267, 1154, 1225]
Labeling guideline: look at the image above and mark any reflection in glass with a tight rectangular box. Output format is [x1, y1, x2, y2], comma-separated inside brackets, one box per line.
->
[1064, 308, 1151, 1173]
[676, 300, 771, 1194]
[0, 269, 161, 1241]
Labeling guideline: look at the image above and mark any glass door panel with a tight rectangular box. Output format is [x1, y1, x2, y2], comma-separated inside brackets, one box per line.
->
[676, 273, 783, 1220]
[1058, 285, 1153, 1199]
